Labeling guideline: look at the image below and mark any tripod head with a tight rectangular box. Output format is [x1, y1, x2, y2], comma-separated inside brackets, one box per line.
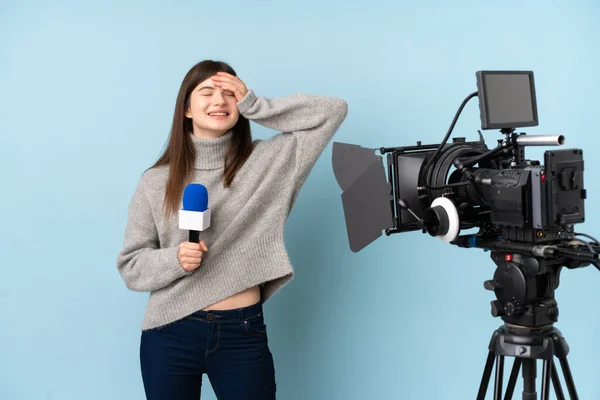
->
[488, 252, 568, 327]
[453, 237, 600, 328]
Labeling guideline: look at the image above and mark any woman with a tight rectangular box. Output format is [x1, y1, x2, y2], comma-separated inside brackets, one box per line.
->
[117, 60, 348, 399]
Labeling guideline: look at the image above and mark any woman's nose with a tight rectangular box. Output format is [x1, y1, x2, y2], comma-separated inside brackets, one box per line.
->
[212, 92, 226, 105]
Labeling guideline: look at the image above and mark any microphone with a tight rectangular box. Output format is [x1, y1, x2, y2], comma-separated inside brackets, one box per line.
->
[179, 183, 211, 243]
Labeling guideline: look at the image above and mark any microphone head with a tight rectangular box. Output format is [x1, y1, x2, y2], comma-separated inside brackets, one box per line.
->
[182, 184, 208, 212]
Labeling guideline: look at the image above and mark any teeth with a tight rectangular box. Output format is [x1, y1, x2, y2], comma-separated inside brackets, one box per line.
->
[209, 113, 227, 116]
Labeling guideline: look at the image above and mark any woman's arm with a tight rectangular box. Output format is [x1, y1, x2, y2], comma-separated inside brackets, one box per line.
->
[236, 89, 347, 136]
[240, 90, 347, 190]
[214, 72, 348, 207]
[116, 175, 192, 292]
[213, 72, 348, 187]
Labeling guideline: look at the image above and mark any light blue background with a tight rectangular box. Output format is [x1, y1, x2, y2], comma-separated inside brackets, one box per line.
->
[2, 1, 599, 399]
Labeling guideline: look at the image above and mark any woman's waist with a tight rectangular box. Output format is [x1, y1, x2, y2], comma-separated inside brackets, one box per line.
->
[201, 285, 261, 311]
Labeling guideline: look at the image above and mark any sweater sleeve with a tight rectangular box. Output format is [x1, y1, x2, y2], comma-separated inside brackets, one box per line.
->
[116, 173, 192, 292]
[237, 89, 348, 192]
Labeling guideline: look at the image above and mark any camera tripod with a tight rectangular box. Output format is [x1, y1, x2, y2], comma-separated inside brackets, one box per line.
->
[476, 323, 578, 400]
[470, 248, 592, 400]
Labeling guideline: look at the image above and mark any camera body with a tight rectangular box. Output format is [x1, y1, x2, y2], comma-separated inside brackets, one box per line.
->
[463, 149, 585, 242]
[391, 136, 586, 244]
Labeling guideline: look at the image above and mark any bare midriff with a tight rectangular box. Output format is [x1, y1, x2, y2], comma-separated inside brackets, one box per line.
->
[201, 285, 261, 310]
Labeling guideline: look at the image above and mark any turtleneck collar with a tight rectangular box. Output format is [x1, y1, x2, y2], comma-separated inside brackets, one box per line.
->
[189, 130, 233, 170]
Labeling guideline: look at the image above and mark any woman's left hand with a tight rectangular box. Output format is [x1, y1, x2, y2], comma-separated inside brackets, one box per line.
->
[212, 72, 248, 102]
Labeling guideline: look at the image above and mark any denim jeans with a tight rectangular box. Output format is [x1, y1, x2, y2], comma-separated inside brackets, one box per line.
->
[140, 301, 276, 400]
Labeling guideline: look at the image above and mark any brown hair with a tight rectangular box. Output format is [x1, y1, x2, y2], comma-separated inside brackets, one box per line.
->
[150, 60, 253, 218]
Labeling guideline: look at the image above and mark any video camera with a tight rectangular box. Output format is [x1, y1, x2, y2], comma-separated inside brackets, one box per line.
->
[332, 70, 600, 399]
[333, 71, 599, 325]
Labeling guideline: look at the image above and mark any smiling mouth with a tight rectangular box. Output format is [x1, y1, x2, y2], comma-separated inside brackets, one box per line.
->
[208, 112, 229, 117]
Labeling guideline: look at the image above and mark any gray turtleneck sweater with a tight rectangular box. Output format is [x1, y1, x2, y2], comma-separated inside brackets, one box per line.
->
[117, 89, 348, 330]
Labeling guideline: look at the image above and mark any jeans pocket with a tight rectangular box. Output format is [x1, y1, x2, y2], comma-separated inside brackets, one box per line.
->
[243, 314, 267, 337]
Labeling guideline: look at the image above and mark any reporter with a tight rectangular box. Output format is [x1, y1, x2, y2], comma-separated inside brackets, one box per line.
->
[117, 60, 348, 399]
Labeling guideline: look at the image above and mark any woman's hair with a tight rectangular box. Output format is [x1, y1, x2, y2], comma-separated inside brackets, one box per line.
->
[150, 60, 253, 219]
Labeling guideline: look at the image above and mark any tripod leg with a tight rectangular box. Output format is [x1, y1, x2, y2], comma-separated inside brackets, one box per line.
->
[477, 352, 496, 400]
[540, 359, 552, 400]
[504, 358, 522, 400]
[551, 360, 566, 400]
[521, 359, 537, 400]
[558, 357, 579, 400]
[494, 355, 505, 400]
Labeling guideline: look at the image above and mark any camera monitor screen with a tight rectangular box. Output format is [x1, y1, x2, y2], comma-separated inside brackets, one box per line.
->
[476, 71, 539, 130]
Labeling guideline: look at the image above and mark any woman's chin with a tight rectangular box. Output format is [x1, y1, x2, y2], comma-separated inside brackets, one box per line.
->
[210, 120, 235, 132]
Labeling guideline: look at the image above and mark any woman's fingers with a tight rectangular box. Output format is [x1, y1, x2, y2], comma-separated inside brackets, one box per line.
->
[212, 72, 248, 101]
[178, 242, 206, 271]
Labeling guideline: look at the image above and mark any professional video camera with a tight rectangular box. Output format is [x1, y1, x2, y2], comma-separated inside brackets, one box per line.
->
[332, 71, 599, 399]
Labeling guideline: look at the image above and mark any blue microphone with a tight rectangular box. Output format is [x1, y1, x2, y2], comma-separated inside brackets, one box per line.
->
[179, 183, 211, 243]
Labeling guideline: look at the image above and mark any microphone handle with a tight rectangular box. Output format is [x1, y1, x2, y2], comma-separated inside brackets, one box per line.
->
[189, 230, 200, 243]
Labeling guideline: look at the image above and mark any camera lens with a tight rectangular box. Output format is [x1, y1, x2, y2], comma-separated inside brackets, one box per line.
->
[424, 206, 450, 237]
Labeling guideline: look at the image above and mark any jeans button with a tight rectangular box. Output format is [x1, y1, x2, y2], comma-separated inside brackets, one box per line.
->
[207, 313, 215, 321]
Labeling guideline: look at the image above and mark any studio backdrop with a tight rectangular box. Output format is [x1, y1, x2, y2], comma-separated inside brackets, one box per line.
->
[1, 0, 599, 399]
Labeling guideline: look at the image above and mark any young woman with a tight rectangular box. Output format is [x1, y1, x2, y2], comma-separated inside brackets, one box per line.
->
[117, 60, 348, 399]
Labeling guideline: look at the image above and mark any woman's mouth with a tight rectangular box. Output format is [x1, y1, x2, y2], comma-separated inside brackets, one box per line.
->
[208, 112, 229, 120]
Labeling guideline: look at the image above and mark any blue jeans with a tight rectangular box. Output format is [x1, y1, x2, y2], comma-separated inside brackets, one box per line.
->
[140, 301, 276, 400]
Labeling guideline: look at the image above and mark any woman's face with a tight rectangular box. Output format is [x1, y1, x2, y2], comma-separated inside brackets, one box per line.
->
[185, 76, 240, 139]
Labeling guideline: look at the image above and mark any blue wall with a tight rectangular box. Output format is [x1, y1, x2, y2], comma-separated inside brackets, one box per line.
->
[2, 1, 599, 399]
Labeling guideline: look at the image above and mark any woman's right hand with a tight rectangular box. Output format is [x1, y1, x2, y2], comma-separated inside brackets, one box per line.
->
[212, 72, 248, 102]
[178, 241, 208, 272]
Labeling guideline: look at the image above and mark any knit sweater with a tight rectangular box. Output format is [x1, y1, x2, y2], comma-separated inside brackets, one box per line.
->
[117, 89, 348, 330]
